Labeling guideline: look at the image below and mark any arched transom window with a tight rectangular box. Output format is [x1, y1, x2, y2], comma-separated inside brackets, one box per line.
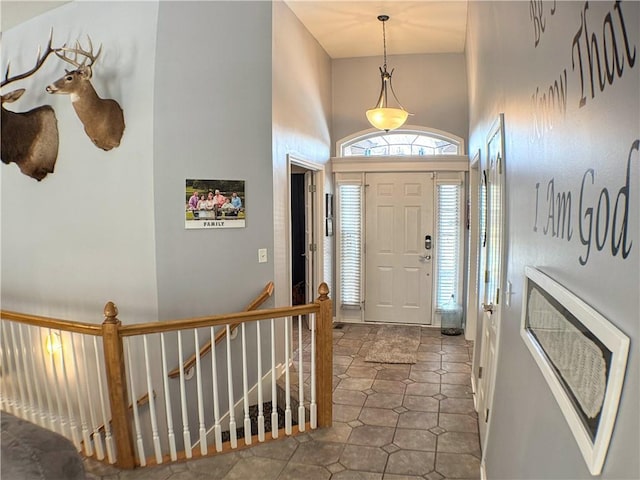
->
[338, 126, 463, 157]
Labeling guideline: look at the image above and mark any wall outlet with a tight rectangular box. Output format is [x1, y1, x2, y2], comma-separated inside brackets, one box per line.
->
[258, 248, 268, 263]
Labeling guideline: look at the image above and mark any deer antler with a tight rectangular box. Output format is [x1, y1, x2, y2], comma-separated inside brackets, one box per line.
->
[1, 29, 55, 88]
[54, 35, 102, 70]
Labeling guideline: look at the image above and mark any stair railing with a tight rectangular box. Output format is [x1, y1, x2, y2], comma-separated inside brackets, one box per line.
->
[0, 283, 333, 470]
[167, 281, 274, 379]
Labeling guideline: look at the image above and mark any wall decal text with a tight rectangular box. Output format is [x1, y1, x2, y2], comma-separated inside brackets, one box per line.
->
[530, 1, 636, 140]
[572, 0, 636, 108]
[533, 139, 638, 265]
[530, 0, 557, 47]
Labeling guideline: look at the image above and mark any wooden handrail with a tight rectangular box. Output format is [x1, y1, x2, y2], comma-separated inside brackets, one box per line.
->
[121, 303, 316, 337]
[1, 281, 333, 469]
[244, 281, 274, 311]
[0, 310, 102, 336]
[167, 281, 274, 378]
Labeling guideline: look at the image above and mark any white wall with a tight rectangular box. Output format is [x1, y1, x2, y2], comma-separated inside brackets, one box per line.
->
[1, 1, 159, 323]
[332, 53, 468, 154]
[153, 1, 274, 320]
[272, 1, 333, 307]
[467, 1, 639, 478]
[150, 1, 275, 449]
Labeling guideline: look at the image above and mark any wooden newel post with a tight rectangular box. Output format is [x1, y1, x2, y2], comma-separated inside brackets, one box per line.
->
[102, 302, 135, 469]
[315, 282, 333, 428]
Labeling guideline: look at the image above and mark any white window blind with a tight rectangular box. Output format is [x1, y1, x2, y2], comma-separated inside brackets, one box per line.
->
[338, 184, 362, 307]
[436, 183, 461, 309]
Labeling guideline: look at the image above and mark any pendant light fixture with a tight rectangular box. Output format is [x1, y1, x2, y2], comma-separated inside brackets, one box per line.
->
[366, 14, 409, 132]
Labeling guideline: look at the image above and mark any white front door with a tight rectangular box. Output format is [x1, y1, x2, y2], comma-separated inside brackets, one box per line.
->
[477, 114, 506, 450]
[364, 172, 434, 324]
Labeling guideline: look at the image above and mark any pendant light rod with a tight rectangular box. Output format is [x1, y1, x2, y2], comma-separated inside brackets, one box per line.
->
[366, 14, 410, 131]
[378, 14, 389, 71]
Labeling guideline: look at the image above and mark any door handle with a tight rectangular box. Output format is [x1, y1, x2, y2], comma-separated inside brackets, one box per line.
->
[482, 303, 494, 313]
[419, 254, 431, 260]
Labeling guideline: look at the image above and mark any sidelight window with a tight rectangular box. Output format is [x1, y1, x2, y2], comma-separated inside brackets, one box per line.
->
[337, 183, 363, 308]
[436, 182, 462, 310]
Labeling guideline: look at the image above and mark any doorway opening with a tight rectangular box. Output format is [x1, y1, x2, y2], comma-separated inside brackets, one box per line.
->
[287, 154, 325, 307]
[291, 172, 307, 306]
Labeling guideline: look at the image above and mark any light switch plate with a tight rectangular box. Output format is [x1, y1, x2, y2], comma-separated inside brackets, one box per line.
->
[258, 248, 268, 263]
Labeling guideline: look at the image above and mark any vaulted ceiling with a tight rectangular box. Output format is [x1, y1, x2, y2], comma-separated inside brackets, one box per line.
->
[284, 1, 468, 58]
[2, 1, 468, 59]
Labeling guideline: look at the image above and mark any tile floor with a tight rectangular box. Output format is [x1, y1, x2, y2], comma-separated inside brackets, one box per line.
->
[85, 323, 480, 480]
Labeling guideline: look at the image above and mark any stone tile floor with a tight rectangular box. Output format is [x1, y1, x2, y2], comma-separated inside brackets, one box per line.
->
[85, 323, 480, 479]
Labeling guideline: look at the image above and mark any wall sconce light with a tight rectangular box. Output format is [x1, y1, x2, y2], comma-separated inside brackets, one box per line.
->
[45, 332, 62, 355]
[366, 15, 410, 132]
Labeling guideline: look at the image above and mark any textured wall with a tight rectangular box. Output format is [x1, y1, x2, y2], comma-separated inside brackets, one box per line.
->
[332, 53, 468, 154]
[153, 1, 274, 320]
[272, 1, 333, 308]
[466, 1, 639, 478]
[1, 1, 160, 323]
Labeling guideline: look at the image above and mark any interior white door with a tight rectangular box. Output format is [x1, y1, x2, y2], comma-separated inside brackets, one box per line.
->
[304, 171, 315, 303]
[477, 115, 506, 450]
[364, 172, 434, 324]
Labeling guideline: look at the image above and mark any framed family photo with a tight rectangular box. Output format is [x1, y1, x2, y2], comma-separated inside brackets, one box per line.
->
[520, 266, 630, 475]
[185, 179, 246, 229]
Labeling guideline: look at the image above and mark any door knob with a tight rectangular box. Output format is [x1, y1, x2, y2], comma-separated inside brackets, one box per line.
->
[482, 303, 494, 313]
[419, 254, 431, 260]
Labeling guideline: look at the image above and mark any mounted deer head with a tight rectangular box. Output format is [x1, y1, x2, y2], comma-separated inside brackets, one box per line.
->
[1, 31, 59, 181]
[47, 37, 125, 151]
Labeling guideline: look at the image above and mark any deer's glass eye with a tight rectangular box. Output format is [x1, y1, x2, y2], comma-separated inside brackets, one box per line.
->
[65, 76, 73, 81]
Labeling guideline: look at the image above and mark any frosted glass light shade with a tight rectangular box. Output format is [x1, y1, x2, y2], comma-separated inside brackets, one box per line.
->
[366, 107, 409, 131]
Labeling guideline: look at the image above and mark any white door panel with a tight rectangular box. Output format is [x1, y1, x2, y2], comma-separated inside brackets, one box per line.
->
[477, 114, 505, 452]
[365, 173, 434, 325]
[304, 171, 314, 303]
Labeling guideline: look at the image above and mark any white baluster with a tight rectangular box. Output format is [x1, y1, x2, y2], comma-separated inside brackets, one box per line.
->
[143, 335, 162, 464]
[9, 323, 28, 418]
[38, 329, 55, 431]
[26, 326, 45, 426]
[0, 324, 7, 412]
[126, 339, 146, 466]
[160, 333, 177, 461]
[17, 324, 37, 423]
[284, 317, 292, 435]
[46, 328, 65, 436]
[241, 323, 251, 445]
[59, 331, 81, 450]
[210, 327, 222, 452]
[69, 332, 92, 455]
[27, 327, 47, 428]
[226, 325, 237, 448]
[177, 331, 192, 459]
[270, 318, 278, 439]
[93, 337, 114, 464]
[194, 329, 207, 455]
[1, 322, 16, 415]
[256, 321, 265, 442]
[82, 336, 104, 460]
[310, 313, 317, 429]
[297, 316, 306, 431]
